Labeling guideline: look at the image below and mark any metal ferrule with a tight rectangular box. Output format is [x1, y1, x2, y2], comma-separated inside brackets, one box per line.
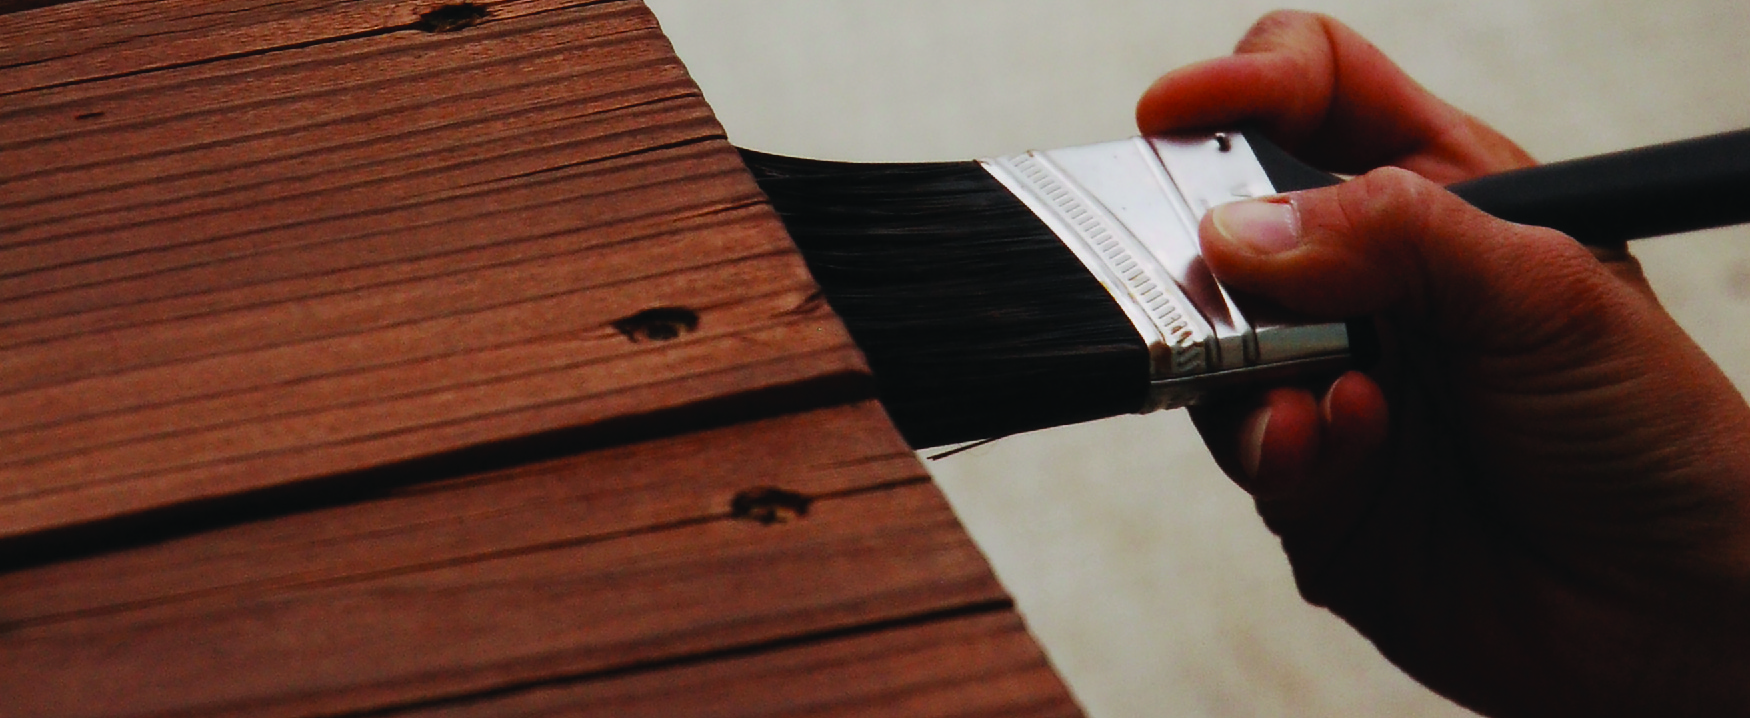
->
[979, 132, 1354, 412]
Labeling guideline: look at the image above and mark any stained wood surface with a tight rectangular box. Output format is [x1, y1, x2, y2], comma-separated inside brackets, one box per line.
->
[1, 404, 1034, 718]
[0, 2, 1086, 717]
[403, 611, 1085, 718]
[0, 0, 867, 539]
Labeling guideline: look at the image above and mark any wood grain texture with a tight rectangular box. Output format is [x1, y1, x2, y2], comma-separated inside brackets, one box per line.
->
[1, 4, 1089, 718]
[0, 402, 916, 627]
[0, 0, 869, 540]
[0, 1, 73, 15]
[408, 611, 1085, 718]
[0, 404, 1024, 718]
[0, 0, 589, 94]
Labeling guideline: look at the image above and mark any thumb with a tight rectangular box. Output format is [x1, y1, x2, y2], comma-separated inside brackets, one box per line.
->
[1199, 167, 1621, 352]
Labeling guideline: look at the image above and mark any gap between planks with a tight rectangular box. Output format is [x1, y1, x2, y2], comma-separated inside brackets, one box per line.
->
[0, 0, 629, 96]
[0, 403, 1042, 718]
[376, 605, 1085, 718]
[0, 4, 1090, 718]
[0, 402, 923, 627]
[0, 0, 873, 539]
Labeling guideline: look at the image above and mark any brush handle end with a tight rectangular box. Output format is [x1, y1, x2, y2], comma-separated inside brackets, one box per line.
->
[1240, 127, 1750, 245]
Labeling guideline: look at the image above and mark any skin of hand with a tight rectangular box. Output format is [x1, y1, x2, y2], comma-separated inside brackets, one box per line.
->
[1137, 11, 1750, 718]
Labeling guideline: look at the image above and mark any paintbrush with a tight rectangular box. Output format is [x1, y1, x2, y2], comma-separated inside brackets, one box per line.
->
[742, 128, 1750, 448]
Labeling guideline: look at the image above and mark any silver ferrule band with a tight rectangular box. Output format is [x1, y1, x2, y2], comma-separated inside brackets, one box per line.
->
[979, 132, 1353, 411]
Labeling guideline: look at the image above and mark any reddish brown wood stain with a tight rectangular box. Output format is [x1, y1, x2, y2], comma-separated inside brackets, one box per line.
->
[0, 1, 1085, 716]
[0, 0, 864, 538]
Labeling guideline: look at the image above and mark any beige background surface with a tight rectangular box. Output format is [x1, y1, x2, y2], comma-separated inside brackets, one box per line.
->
[642, 2, 1750, 716]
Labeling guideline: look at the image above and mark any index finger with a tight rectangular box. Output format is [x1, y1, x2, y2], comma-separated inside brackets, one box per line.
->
[1135, 11, 1533, 183]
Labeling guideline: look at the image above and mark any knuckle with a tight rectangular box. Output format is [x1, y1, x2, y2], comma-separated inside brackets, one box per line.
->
[1238, 10, 1325, 51]
[1253, 8, 1318, 28]
[1352, 166, 1434, 207]
[1323, 166, 1440, 239]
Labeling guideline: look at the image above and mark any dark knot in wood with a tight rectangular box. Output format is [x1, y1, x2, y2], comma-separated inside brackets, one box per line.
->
[730, 487, 812, 525]
[415, 4, 490, 33]
[612, 307, 700, 343]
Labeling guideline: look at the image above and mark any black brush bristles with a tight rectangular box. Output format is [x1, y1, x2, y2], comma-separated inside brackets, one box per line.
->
[740, 149, 1148, 448]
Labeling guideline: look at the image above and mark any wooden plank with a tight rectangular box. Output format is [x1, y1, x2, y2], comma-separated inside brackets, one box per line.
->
[1, 6, 1090, 718]
[0, 1, 73, 16]
[0, 404, 1013, 718]
[0, 0, 589, 95]
[0, 402, 915, 626]
[405, 611, 1085, 718]
[0, 0, 870, 539]
[2, 4, 670, 202]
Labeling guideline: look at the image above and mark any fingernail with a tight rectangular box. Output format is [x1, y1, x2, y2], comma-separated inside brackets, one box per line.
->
[1212, 199, 1301, 254]
[1239, 407, 1270, 481]
[1320, 378, 1338, 427]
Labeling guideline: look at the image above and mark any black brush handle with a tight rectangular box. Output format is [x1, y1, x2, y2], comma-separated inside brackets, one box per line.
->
[1450, 128, 1750, 245]
[1242, 127, 1750, 245]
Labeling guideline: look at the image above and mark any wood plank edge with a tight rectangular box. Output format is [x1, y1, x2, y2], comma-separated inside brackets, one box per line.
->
[0, 366, 878, 570]
[1, 0, 629, 97]
[1, 472, 935, 631]
[0, 0, 85, 16]
[342, 598, 1026, 718]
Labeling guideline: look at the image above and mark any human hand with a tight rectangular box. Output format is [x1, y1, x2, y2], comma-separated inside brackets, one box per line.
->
[1138, 11, 1750, 718]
